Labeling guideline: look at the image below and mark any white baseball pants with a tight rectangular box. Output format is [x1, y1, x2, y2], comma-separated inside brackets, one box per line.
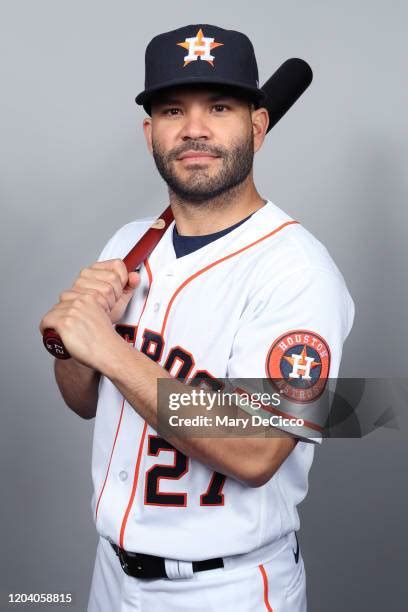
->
[87, 531, 307, 611]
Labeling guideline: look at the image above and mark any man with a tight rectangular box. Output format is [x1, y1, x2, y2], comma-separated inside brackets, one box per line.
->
[40, 24, 354, 611]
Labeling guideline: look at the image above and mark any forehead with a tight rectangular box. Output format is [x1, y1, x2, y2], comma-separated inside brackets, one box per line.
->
[150, 83, 252, 107]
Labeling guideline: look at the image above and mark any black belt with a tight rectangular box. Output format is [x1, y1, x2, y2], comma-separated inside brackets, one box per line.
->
[110, 542, 224, 579]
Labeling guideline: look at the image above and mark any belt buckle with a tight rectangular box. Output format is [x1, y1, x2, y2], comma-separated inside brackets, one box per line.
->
[119, 549, 146, 577]
[132, 553, 145, 576]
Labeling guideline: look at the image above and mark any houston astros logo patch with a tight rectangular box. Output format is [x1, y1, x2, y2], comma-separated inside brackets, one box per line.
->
[266, 330, 330, 402]
[177, 28, 223, 67]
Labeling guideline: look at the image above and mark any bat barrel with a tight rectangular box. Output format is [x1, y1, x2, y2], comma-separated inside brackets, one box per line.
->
[262, 58, 313, 133]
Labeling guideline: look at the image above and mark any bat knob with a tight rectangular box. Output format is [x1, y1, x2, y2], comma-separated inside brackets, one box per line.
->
[43, 328, 71, 359]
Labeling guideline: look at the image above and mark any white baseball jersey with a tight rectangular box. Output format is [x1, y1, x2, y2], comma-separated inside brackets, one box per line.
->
[90, 200, 354, 561]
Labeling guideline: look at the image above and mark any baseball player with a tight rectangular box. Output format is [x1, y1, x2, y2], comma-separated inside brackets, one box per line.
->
[40, 24, 354, 611]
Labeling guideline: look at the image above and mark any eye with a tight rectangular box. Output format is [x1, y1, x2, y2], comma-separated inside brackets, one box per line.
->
[212, 104, 229, 113]
[163, 108, 182, 116]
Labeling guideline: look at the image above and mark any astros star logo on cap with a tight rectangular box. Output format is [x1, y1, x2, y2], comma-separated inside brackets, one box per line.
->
[177, 28, 223, 68]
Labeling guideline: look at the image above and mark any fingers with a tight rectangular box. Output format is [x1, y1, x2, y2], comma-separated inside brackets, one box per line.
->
[89, 259, 129, 288]
[66, 259, 137, 309]
[68, 277, 117, 310]
[59, 289, 111, 313]
[41, 258, 140, 335]
[40, 293, 108, 335]
[76, 269, 123, 303]
[40, 301, 76, 335]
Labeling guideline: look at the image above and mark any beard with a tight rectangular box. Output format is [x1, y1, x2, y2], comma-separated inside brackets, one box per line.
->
[151, 133, 254, 203]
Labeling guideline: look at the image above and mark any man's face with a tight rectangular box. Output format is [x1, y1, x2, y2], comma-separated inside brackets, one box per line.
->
[143, 85, 258, 202]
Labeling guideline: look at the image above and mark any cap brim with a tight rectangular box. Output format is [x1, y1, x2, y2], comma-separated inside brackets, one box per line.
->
[135, 76, 267, 112]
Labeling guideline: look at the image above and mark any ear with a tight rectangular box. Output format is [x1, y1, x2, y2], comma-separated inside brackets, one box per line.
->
[143, 117, 153, 154]
[251, 107, 269, 153]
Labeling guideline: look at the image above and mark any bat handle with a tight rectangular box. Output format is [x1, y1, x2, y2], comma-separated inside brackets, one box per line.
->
[42, 205, 173, 360]
[43, 328, 71, 359]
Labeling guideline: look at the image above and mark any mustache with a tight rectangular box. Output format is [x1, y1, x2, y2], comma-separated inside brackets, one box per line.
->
[167, 142, 227, 162]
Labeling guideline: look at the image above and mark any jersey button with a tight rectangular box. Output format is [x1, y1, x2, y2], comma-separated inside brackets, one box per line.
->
[119, 470, 128, 482]
[153, 302, 160, 312]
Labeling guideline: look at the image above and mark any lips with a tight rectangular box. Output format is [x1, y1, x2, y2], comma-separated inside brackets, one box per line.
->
[178, 151, 219, 161]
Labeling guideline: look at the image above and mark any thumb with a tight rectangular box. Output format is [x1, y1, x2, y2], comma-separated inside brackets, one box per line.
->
[126, 271, 141, 290]
[122, 271, 141, 297]
[110, 271, 141, 324]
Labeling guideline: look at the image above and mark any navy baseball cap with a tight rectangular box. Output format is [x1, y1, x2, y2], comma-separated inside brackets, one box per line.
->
[135, 24, 267, 114]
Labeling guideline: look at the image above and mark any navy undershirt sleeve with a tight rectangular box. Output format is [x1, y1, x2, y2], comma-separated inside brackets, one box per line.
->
[172, 212, 253, 258]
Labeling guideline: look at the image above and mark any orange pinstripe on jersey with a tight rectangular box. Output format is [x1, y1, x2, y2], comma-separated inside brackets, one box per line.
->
[258, 564, 274, 611]
[95, 397, 127, 522]
[119, 421, 149, 548]
[118, 258, 154, 548]
[160, 220, 299, 337]
[139, 259, 153, 320]
[94, 259, 152, 529]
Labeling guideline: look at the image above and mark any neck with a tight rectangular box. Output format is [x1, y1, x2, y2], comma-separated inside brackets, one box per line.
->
[169, 175, 266, 236]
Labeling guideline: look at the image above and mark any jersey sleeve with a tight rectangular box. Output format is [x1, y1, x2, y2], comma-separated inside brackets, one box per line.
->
[96, 217, 157, 262]
[226, 266, 355, 443]
[96, 232, 119, 262]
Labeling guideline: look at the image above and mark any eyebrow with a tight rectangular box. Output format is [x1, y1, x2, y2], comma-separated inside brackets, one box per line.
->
[154, 93, 238, 107]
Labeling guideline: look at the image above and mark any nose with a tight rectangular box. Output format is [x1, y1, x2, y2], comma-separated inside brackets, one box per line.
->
[179, 108, 212, 141]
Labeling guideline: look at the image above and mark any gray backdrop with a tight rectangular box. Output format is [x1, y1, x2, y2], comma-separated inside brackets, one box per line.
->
[1, 1, 407, 610]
